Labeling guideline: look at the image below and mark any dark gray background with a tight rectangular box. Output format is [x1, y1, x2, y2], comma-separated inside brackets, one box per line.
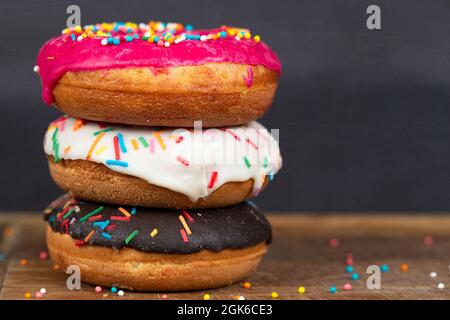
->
[1, 0, 450, 212]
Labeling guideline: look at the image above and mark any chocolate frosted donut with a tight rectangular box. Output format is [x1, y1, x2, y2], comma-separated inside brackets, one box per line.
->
[44, 194, 271, 291]
[44, 116, 282, 209]
[36, 21, 281, 127]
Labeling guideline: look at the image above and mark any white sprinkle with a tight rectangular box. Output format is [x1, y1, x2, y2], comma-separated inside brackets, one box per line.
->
[118, 290, 124, 296]
[164, 41, 170, 48]
[235, 36, 240, 41]
[101, 39, 108, 46]
[33, 65, 39, 73]
[77, 35, 84, 42]
[238, 295, 246, 300]
[40, 288, 46, 294]
[200, 35, 207, 41]
[174, 35, 186, 44]
[430, 272, 438, 278]
[438, 283, 445, 289]
[138, 23, 147, 30]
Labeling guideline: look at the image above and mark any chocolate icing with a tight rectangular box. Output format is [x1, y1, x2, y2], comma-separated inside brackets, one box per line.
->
[44, 194, 271, 254]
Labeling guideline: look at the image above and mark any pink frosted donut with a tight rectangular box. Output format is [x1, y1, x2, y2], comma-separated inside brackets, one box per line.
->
[36, 21, 281, 127]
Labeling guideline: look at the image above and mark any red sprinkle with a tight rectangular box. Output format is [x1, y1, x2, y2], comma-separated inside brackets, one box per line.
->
[246, 138, 258, 150]
[74, 240, 86, 247]
[208, 171, 218, 189]
[224, 128, 241, 141]
[56, 207, 70, 221]
[182, 210, 194, 223]
[111, 216, 130, 222]
[180, 229, 189, 243]
[175, 136, 184, 143]
[176, 156, 189, 166]
[106, 224, 117, 231]
[113, 136, 120, 160]
[88, 215, 103, 222]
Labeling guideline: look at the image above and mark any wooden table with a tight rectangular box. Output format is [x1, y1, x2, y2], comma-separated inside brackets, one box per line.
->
[1, 213, 450, 300]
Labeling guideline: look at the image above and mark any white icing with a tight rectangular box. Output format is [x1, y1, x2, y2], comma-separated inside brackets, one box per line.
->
[44, 117, 282, 201]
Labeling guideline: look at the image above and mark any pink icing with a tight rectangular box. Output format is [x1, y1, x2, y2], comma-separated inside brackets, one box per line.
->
[37, 29, 281, 105]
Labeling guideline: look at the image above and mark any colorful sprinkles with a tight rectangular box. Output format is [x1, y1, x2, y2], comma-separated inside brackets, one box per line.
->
[60, 21, 263, 49]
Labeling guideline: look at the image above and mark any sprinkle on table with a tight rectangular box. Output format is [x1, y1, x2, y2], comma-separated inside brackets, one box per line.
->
[125, 230, 139, 245]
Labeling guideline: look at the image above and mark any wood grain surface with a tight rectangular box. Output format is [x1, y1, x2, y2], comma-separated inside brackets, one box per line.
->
[1, 213, 450, 300]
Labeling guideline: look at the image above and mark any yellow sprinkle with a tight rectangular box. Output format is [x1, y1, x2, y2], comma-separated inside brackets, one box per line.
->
[178, 215, 192, 235]
[298, 286, 306, 294]
[95, 146, 107, 156]
[150, 228, 158, 238]
[63, 146, 71, 154]
[254, 35, 261, 43]
[86, 132, 105, 160]
[131, 139, 139, 150]
[271, 292, 279, 298]
[118, 207, 131, 217]
[203, 294, 211, 300]
[153, 132, 166, 150]
[24, 292, 32, 299]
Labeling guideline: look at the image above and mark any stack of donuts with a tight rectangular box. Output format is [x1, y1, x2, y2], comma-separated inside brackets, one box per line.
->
[36, 21, 282, 291]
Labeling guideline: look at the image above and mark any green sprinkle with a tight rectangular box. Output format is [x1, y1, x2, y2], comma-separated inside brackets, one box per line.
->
[52, 127, 60, 162]
[125, 230, 139, 245]
[139, 137, 149, 148]
[243, 156, 251, 168]
[263, 157, 269, 168]
[63, 207, 76, 220]
[93, 128, 113, 136]
[79, 206, 104, 223]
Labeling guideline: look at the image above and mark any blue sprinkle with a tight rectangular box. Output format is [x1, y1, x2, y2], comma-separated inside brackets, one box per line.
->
[329, 286, 337, 294]
[268, 172, 274, 181]
[93, 219, 110, 230]
[153, 36, 159, 43]
[131, 207, 137, 215]
[380, 264, 389, 272]
[111, 286, 118, 293]
[125, 36, 133, 42]
[71, 34, 76, 41]
[106, 160, 128, 167]
[351, 273, 360, 280]
[133, 33, 139, 39]
[345, 265, 354, 273]
[107, 37, 114, 44]
[185, 24, 194, 31]
[117, 133, 127, 153]
[220, 31, 227, 38]
[49, 215, 56, 223]
[195, 34, 201, 40]
[113, 38, 120, 45]
[102, 232, 112, 240]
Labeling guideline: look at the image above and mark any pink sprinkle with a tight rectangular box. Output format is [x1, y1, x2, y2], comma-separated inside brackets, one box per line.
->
[329, 238, 339, 248]
[346, 258, 354, 265]
[161, 294, 168, 299]
[176, 156, 190, 166]
[180, 229, 189, 243]
[246, 138, 259, 150]
[175, 136, 184, 143]
[343, 283, 352, 291]
[149, 138, 155, 153]
[39, 251, 48, 260]
[243, 66, 253, 87]
[35, 292, 44, 298]
[424, 235, 433, 246]
[95, 286, 102, 293]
